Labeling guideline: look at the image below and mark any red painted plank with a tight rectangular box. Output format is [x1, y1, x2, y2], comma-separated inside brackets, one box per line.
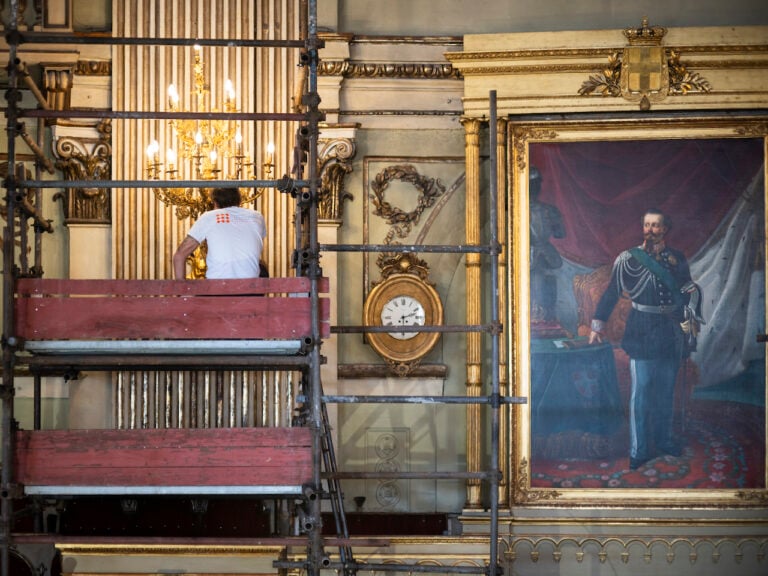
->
[16, 296, 330, 339]
[16, 427, 312, 449]
[15, 277, 331, 341]
[18, 448, 310, 476]
[16, 277, 329, 296]
[15, 429, 313, 489]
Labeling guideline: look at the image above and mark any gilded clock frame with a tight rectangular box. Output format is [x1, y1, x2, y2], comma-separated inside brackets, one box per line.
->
[363, 273, 444, 364]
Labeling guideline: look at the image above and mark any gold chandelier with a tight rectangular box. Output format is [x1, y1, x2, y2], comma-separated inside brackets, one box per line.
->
[145, 45, 272, 220]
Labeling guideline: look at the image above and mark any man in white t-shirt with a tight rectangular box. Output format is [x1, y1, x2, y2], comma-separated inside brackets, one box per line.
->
[173, 187, 267, 279]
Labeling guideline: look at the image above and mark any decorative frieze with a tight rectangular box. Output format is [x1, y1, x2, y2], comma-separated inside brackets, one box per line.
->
[75, 60, 112, 76]
[320, 59, 460, 80]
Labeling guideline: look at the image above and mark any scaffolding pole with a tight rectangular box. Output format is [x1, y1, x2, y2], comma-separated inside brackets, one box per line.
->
[0, 2, 515, 575]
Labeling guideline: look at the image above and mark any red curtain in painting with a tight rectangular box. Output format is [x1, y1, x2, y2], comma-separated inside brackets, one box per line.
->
[529, 138, 764, 268]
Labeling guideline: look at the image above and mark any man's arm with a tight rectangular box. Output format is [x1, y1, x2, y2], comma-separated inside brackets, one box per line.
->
[588, 257, 624, 344]
[173, 235, 200, 279]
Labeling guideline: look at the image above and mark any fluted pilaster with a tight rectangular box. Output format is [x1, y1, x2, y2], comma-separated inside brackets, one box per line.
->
[461, 116, 483, 508]
[494, 117, 509, 506]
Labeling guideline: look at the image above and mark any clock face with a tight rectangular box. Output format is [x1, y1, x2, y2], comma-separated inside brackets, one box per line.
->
[381, 295, 425, 340]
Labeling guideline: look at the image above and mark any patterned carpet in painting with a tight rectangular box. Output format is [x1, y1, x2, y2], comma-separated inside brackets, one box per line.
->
[530, 399, 764, 489]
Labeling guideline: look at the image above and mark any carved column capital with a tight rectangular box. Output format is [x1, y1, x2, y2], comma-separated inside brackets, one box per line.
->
[51, 119, 112, 224]
[317, 124, 359, 221]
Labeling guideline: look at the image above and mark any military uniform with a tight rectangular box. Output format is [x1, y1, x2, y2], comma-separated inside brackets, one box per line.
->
[591, 245, 701, 470]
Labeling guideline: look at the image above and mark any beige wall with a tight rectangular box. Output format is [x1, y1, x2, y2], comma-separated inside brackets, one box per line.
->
[331, 0, 768, 36]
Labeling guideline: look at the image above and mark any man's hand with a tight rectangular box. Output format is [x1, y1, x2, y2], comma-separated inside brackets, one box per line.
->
[588, 330, 603, 344]
[680, 319, 699, 337]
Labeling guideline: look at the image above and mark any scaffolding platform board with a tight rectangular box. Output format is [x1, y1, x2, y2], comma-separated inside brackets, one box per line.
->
[14, 427, 313, 496]
[14, 277, 330, 346]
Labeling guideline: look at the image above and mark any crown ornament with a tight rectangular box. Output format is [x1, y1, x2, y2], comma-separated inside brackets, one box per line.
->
[623, 17, 666, 46]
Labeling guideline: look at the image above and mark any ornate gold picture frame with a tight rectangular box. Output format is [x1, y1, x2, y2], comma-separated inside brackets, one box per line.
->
[509, 114, 767, 506]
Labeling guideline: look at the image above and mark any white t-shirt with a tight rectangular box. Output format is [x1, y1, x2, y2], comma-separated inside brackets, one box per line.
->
[187, 206, 267, 279]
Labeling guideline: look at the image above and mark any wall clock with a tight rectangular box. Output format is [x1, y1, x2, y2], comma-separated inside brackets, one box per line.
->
[363, 255, 443, 373]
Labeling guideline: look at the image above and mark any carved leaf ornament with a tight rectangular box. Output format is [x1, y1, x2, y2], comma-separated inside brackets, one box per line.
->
[370, 164, 446, 244]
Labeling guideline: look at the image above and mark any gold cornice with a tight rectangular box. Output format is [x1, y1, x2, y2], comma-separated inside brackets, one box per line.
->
[676, 59, 768, 69]
[448, 48, 619, 61]
[351, 35, 463, 45]
[447, 44, 768, 62]
[456, 63, 601, 75]
[319, 60, 461, 79]
[450, 59, 768, 77]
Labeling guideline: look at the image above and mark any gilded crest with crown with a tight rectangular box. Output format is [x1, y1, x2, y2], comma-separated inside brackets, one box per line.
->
[620, 18, 670, 110]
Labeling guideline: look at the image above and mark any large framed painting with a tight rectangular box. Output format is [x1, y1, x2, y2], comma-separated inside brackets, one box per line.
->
[509, 115, 767, 506]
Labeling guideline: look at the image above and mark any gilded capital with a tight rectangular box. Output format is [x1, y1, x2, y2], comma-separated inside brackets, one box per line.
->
[52, 119, 112, 224]
[317, 132, 357, 220]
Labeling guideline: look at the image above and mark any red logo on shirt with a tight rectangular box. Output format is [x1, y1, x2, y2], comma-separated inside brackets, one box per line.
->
[216, 213, 231, 224]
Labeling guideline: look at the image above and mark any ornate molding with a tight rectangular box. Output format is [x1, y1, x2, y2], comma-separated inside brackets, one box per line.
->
[75, 59, 112, 76]
[448, 45, 768, 63]
[514, 458, 562, 502]
[735, 490, 768, 504]
[370, 164, 446, 257]
[43, 63, 75, 111]
[622, 17, 667, 45]
[735, 123, 768, 137]
[318, 59, 351, 76]
[319, 60, 461, 80]
[456, 63, 600, 75]
[455, 59, 768, 77]
[667, 50, 712, 94]
[578, 48, 712, 109]
[317, 134, 356, 220]
[378, 252, 432, 283]
[578, 19, 712, 110]
[52, 119, 112, 224]
[511, 128, 560, 171]
[578, 52, 623, 97]
[505, 534, 768, 566]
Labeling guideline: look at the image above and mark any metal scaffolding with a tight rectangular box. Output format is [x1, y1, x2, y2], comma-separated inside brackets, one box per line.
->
[0, 2, 521, 576]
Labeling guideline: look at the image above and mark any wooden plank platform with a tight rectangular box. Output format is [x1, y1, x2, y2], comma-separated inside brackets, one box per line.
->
[14, 427, 314, 496]
[15, 277, 330, 342]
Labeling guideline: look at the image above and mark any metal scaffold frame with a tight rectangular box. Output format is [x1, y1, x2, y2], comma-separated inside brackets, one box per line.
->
[0, 2, 521, 576]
